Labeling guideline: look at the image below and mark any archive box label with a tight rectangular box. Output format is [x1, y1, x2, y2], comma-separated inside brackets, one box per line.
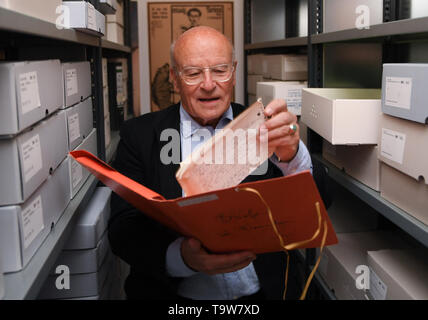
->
[71, 159, 83, 189]
[19, 71, 41, 114]
[22, 195, 45, 249]
[385, 77, 412, 110]
[21, 134, 43, 183]
[68, 113, 81, 143]
[66, 69, 78, 97]
[380, 128, 406, 165]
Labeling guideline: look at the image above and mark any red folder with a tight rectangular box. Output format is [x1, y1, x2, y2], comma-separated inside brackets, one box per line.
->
[70, 150, 338, 254]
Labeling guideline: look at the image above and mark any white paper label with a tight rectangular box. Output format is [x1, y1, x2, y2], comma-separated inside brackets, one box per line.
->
[369, 267, 387, 300]
[286, 88, 303, 109]
[381, 128, 406, 164]
[385, 77, 412, 110]
[66, 68, 78, 97]
[71, 159, 83, 189]
[19, 71, 41, 114]
[21, 195, 44, 249]
[87, 3, 96, 30]
[67, 113, 81, 143]
[21, 134, 43, 183]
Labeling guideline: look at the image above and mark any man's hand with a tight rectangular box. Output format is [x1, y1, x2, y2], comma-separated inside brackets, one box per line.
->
[260, 99, 300, 162]
[181, 238, 256, 275]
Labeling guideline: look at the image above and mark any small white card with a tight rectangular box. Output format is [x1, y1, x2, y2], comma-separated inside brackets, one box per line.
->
[21, 195, 44, 249]
[21, 134, 43, 183]
[67, 113, 81, 143]
[381, 128, 406, 165]
[369, 267, 387, 300]
[385, 77, 412, 110]
[66, 68, 78, 97]
[71, 159, 83, 189]
[19, 71, 41, 114]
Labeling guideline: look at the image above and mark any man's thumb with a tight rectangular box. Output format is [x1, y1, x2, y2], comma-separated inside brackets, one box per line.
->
[186, 238, 201, 252]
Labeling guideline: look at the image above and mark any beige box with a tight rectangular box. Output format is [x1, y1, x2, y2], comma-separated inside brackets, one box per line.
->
[301, 88, 381, 145]
[263, 55, 307, 81]
[319, 231, 412, 300]
[68, 128, 98, 199]
[106, 0, 123, 26]
[102, 58, 108, 88]
[367, 249, 428, 300]
[378, 113, 428, 188]
[247, 74, 264, 95]
[380, 162, 428, 226]
[247, 54, 265, 75]
[257, 81, 308, 116]
[62, 1, 101, 35]
[323, 140, 380, 191]
[103, 86, 109, 116]
[65, 98, 94, 151]
[0, 0, 62, 24]
[61, 61, 92, 109]
[105, 22, 124, 45]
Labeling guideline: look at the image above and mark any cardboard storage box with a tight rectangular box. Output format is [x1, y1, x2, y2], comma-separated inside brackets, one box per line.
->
[301, 88, 381, 145]
[0, 60, 63, 136]
[51, 232, 110, 275]
[323, 0, 383, 33]
[62, 1, 103, 36]
[68, 128, 98, 199]
[0, 111, 68, 206]
[264, 55, 307, 81]
[38, 251, 113, 299]
[367, 249, 428, 300]
[105, 22, 124, 45]
[65, 97, 94, 151]
[378, 113, 428, 184]
[319, 231, 412, 300]
[247, 75, 264, 95]
[380, 162, 428, 226]
[104, 113, 111, 149]
[0, 159, 70, 273]
[382, 64, 428, 124]
[95, 8, 106, 35]
[247, 54, 265, 75]
[61, 61, 92, 109]
[0, 0, 62, 24]
[99, 0, 117, 15]
[257, 81, 308, 116]
[106, 0, 123, 26]
[103, 87, 109, 116]
[323, 140, 380, 191]
[64, 187, 112, 250]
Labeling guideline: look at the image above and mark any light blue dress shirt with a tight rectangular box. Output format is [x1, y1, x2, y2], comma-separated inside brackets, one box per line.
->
[165, 104, 313, 300]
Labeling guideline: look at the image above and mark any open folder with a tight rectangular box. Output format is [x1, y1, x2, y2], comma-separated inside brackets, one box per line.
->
[70, 150, 338, 254]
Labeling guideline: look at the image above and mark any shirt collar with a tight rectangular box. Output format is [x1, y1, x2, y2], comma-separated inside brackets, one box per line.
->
[179, 103, 234, 138]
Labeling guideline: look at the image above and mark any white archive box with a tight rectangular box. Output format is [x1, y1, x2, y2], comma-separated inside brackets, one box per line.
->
[0, 159, 70, 273]
[51, 232, 110, 275]
[257, 81, 308, 116]
[105, 22, 124, 45]
[61, 61, 92, 109]
[247, 54, 265, 75]
[104, 113, 111, 149]
[301, 88, 381, 145]
[38, 250, 113, 299]
[68, 128, 98, 199]
[264, 55, 307, 81]
[64, 187, 112, 250]
[62, 1, 103, 36]
[323, 140, 380, 191]
[99, 0, 117, 14]
[102, 58, 108, 88]
[323, 0, 384, 33]
[111, 57, 128, 80]
[298, 118, 308, 146]
[380, 163, 428, 226]
[103, 87, 109, 115]
[0, 111, 68, 206]
[382, 64, 428, 124]
[319, 231, 412, 300]
[0, 249, 4, 299]
[247, 75, 264, 95]
[0, 0, 62, 24]
[106, 0, 124, 26]
[367, 249, 428, 300]
[95, 8, 106, 35]
[65, 97, 94, 151]
[0, 59, 63, 136]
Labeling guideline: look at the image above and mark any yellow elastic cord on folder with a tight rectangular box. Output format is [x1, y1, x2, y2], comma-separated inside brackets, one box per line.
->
[237, 187, 328, 300]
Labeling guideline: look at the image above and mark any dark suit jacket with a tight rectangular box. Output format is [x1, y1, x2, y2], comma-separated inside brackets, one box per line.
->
[108, 102, 301, 300]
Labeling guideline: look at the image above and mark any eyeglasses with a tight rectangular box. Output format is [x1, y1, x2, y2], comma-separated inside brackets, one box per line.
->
[175, 63, 235, 85]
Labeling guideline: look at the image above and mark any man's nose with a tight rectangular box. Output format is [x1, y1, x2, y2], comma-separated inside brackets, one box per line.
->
[200, 69, 216, 91]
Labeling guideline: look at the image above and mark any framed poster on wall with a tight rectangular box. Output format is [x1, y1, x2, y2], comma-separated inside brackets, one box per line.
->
[138, 0, 244, 115]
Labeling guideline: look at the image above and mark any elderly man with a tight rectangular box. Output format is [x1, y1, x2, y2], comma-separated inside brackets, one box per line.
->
[108, 26, 312, 300]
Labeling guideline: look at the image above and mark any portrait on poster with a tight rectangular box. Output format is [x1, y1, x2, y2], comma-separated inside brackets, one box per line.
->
[148, 2, 234, 112]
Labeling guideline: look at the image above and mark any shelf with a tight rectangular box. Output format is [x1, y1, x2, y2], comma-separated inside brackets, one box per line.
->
[312, 270, 337, 300]
[106, 130, 120, 163]
[0, 7, 100, 47]
[311, 17, 428, 44]
[312, 153, 428, 248]
[244, 36, 308, 50]
[3, 175, 98, 300]
[101, 40, 131, 53]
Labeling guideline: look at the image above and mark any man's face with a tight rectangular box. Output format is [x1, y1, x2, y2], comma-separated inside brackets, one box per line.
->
[171, 30, 236, 127]
[188, 11, 201, 26]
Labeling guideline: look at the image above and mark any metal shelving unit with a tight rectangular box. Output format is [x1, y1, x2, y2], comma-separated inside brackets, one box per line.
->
[244, 36, 308, 50]
[0, 1, 133, 300]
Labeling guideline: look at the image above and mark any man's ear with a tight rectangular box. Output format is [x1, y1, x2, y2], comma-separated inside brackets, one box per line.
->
[170, 67, 180, 93]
